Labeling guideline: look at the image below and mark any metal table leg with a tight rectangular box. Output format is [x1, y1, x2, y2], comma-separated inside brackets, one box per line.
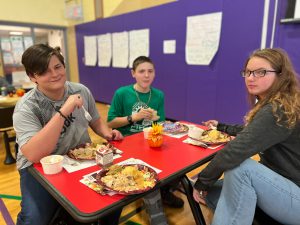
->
[181, 175, 206, 225]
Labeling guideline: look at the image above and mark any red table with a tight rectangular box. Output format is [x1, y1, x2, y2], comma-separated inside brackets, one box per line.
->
[29, 128, 224, 225]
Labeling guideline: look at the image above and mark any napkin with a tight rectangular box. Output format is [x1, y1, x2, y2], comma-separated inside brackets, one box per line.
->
[183, 137, 225, 150]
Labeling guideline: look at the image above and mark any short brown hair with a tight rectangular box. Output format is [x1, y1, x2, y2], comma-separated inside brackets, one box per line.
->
[21, 44, 65, 76]
[132, 56, 154, 71]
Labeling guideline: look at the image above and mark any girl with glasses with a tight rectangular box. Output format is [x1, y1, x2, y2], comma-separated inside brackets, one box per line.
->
[193, 48, 300, 225]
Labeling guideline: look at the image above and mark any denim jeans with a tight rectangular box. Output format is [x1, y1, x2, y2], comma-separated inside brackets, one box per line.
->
[205, 159, 300, 225]
[17, 167, 59, 225]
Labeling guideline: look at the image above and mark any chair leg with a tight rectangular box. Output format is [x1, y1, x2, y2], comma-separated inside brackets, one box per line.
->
[181, 175, 206, 225]
[3, 132, 16, 164]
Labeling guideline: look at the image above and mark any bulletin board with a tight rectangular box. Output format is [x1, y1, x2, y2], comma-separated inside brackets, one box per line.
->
[75, 0, 268, 124]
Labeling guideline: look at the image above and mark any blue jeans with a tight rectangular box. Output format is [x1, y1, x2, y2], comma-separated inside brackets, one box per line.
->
[205, 159, 300, 225]
[17, 167, 122, 225]
[17, 167, 59, 225]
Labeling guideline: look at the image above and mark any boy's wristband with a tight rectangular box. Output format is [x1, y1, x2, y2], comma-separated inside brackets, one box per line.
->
[57, 110, 67, 119]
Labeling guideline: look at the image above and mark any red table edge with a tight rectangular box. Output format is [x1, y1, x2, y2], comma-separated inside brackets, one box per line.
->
[29, 150, 217, 223]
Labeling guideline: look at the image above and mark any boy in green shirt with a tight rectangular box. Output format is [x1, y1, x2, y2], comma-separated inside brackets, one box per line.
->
[108, 56, 184, 224]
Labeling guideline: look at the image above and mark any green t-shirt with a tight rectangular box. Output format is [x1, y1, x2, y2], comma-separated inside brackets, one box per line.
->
[108, 84, 165, 136]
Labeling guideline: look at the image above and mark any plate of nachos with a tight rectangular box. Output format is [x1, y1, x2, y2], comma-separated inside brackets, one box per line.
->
[96, 164, 158, 195]
[67, 143, 121, 160]
[197, 129, 231, 145]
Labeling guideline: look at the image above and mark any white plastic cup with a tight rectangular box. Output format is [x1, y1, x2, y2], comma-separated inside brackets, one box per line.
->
[143, 127, 153, 139]
[40, 155, 64, 175]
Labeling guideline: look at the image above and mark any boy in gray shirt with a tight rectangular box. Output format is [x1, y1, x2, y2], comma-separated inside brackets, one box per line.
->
[13, 44, 123, 225]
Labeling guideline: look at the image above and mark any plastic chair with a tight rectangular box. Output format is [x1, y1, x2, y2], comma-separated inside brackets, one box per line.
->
[0, 106, 16, 164]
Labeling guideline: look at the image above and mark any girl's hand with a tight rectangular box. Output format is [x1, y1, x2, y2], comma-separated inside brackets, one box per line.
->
[202, 120, 218, 129]
[193, 188, 207, 205]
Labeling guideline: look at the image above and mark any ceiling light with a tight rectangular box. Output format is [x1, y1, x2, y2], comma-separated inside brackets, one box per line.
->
[9, 31, 23, 35]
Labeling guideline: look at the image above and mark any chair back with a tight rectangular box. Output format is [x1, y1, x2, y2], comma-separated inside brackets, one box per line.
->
[0, 106, 15, 129]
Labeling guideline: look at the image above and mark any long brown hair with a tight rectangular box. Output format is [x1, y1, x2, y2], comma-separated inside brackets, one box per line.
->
[244, 48, 300, 128]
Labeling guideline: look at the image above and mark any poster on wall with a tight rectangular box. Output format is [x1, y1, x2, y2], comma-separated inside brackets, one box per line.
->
[97, 33, 112, 67]
[10, 36, 24, 65]
[185, 12, 222, 65]
[23, 36, 33, 50]
[1, 38, 11, 52]
[163, 40, 176, 54]
[2, 52, 14, 65]
[112, 31, 129, 68]
[84, 36, 97, 66]
[129, 29, 149, 68]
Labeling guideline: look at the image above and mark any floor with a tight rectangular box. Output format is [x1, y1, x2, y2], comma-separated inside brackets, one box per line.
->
[0, 102, 214, 225]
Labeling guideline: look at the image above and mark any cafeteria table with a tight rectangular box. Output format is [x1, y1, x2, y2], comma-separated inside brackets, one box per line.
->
[29, 128, 224, 225]
[0, 95, 19, 107]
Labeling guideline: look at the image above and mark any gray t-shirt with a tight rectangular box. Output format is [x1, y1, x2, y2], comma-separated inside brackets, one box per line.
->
[13, 81, 100, 170]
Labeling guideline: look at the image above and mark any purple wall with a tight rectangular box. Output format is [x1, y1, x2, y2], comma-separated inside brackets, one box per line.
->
[75, 0, 266, 124]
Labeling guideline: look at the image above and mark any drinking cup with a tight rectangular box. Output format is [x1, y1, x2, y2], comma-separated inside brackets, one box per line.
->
[143, 127, 152, 139]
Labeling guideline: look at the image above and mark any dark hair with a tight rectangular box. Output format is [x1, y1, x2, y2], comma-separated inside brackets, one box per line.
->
[132, 56, 154, 71]
[21, 44, 65, 76]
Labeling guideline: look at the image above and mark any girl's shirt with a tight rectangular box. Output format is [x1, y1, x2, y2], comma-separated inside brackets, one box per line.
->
[195, 103, 300, 190]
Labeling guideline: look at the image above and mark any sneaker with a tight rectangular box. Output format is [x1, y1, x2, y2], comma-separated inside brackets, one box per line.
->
[162, 191, 184, 208]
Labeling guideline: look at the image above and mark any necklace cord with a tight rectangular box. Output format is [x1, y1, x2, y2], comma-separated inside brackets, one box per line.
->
[134, 86, 152, 105]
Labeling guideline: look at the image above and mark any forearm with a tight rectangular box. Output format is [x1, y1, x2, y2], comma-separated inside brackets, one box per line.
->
[108, 117, 130, 129]
[21, 112, 66, 163]
[195, 106, 291, 190]
[217, 123, 244, 136]
[108, 112, 145, 128]
[91, 117, 112, 139]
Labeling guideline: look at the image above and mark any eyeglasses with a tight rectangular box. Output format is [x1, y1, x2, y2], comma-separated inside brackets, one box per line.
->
[241, 69, 278, 78]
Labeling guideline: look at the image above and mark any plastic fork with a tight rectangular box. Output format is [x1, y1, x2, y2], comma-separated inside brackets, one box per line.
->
[82, 106, 92, 122]
[64, 157, 80, 166]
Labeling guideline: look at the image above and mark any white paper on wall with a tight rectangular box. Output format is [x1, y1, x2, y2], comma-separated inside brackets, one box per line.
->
[23, 36, 33, 50]
[1, 38, 11, 51]
[129, 29, 150, 68]
[163, 40, 176, 54]
[112, 31, 129, 68]
[84, 36, 97, 66]
[185, 12, 222, 65]
[10, 36, 24, 64]
[12, 71, 31, 85]
[2, 52, 14, 64]
[97, 33, 112, 67]
[295, 0, 300, 18]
